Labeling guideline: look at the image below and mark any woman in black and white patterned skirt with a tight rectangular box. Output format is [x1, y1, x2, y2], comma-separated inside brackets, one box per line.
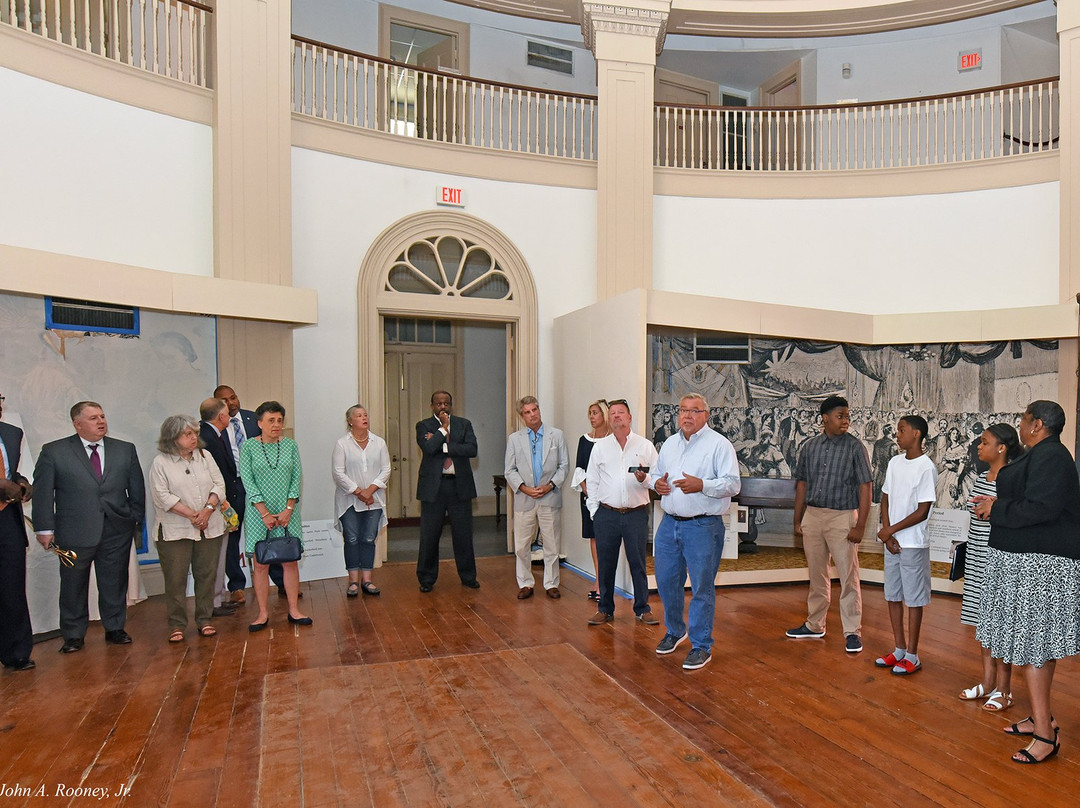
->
[973, 401, 1080, 764]
[957, 423, 1021, 710]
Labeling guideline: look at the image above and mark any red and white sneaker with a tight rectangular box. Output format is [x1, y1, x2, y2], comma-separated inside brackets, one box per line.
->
[892, 658, 922, 675]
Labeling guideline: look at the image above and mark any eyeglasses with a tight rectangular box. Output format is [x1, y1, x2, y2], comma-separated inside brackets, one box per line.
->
[0, 396, 5, 403]
[678, 407, 707, 415]
[608, 399, 628, 408]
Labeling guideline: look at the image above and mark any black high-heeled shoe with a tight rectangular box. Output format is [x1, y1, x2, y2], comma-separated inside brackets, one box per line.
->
[1012, 732, 1060, 764]
[287, 614, 313, 626]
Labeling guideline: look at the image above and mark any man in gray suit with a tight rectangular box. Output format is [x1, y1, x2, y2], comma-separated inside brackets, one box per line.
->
[504, 396, 569, 599]
[33, 401, 145, 653]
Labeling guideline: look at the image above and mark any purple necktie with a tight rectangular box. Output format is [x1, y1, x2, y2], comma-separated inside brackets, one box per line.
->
[89, 443, 102, 480]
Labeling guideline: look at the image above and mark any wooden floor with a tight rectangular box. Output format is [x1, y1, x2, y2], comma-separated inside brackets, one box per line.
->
[2, 557, 1077, 807]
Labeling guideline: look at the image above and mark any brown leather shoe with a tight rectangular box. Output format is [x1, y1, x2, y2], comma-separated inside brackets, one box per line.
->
[517, 586, 534, 600]
[546, 588, 561, 599]
[636, 612, 660, 626]
[230, 590, 246, 604]
[587, 610, 613, 625]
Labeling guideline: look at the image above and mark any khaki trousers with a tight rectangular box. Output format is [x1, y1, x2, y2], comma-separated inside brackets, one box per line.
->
[802, 507, 862, 637]
[514, 504, 560, 590]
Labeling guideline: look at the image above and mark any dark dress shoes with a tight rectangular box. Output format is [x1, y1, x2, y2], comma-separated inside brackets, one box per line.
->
[105, 629, 133, 645]
[3, 658, 35, 670]
[212, 604, 238, 617]
[461, 580, 480, 589]
[59, 638, 84, 654]
[287, 615, 313, 626]
[517, 586, 534, 600]
[419, 583, 434, 592]
[546, 588, 561, 599]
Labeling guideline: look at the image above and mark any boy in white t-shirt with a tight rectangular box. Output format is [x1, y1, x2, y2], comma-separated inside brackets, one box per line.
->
[874, 415, 938, 675]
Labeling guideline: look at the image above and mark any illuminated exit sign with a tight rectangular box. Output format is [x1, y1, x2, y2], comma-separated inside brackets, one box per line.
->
[436, 185, 465, 207]
[958, 49, 982, 72]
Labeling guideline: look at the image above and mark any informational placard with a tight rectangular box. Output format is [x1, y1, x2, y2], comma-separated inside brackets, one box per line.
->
[926, 508, 970, 564]
[298, 520, 348, 583]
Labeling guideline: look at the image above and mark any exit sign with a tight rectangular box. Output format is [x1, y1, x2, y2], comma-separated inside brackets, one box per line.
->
[958, 49, 982, 72]
[436, 185, 465, 207]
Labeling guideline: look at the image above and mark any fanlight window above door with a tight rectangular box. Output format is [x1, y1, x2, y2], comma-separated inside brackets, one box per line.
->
[386, 236, 513, 300]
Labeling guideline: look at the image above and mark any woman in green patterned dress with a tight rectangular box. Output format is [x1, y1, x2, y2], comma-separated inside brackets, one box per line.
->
[239, 401, 310, 631]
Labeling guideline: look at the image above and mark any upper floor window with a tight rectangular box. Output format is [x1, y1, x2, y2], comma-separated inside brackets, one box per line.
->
[386, 236, 512, 301]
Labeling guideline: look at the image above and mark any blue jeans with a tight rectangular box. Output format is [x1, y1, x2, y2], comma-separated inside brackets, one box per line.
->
[593, 506, 651, 617]
[654, 514, 725, 652]
[340, 508, 381, 571]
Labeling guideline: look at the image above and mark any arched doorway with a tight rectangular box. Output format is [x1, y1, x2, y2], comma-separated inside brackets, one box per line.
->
[357, 210, 538, 540]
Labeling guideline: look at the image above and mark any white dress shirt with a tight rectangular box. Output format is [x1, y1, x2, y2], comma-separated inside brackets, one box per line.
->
[584, 432, 658, 518]
[332, 432, 392, 530]
[651, 427, 741, 517]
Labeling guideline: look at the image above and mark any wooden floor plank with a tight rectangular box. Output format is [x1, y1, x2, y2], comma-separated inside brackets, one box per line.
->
[3, 555, 1077, 807]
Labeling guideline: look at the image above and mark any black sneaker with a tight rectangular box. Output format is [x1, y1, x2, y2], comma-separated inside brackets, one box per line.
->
[682, 648, 712, 670]
[655, 632, 687, 655]
[785, 624, 825, 639]
[845, 634, 863, 653]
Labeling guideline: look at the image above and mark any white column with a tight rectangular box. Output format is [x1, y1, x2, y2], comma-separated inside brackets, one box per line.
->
[582, 1, 669, 299]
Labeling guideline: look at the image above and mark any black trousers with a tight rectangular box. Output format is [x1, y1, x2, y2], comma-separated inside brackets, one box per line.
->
[0, 512, 33, 665]
[417, 478, 477, 586]
[59, 522, 133, 639]
[225, 494, 247, 591]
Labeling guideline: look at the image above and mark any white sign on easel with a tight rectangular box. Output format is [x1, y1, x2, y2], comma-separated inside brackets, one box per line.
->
[926, 508, 970, 563]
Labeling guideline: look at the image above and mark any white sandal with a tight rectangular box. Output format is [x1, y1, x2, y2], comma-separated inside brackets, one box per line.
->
[959, 683, 987, 700]
[983, 690, 1014, 711]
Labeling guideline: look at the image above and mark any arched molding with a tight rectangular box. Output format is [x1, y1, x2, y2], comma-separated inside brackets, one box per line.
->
[357, 210, 539, 435]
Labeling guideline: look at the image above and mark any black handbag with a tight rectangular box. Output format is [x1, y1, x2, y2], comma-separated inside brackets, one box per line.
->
[949, 540, 967, 581]
[254, 526, 302, 565]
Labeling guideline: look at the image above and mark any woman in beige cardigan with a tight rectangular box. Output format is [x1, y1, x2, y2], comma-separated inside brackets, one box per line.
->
[150, 414, 227, 642]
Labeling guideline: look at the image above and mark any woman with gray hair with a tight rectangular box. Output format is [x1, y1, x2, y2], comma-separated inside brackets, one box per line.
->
[332, 405, 391, 597]
[149, 414, 227, 642]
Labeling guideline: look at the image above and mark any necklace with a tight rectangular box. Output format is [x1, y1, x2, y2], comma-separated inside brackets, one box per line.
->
[352, 432, 370, 448]
[260, 439, 282, 468]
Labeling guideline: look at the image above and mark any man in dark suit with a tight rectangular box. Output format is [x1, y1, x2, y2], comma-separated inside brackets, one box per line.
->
[33, 401, 145, 653]
[0, 392, 36, 671]
[213, 385, 289, 595]
[198, 397, 241, 614]
[416, 390, 479, 591]
[200, 396, 247, 602]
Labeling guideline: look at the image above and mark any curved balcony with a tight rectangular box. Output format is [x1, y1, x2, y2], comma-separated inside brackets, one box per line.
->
[292, 37, 598, 162]
[656, 77, 1059, 172]
[0, 0, 212, 87]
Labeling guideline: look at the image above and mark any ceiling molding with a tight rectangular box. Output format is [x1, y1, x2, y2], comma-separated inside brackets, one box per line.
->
[446, 0, 1044, 39]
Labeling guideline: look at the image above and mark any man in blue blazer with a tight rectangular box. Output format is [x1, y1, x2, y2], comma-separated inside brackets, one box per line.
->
[0, 392, 35, 670]
[33, 401, 145, 653]
[416, 390, 479, 591]
[504, 396, 569, 599]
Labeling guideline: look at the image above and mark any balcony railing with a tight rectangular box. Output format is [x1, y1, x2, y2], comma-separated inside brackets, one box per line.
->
[293, 37, 598, 161]
[1, 0, 213, 88]
[656, 78, 1059, 171]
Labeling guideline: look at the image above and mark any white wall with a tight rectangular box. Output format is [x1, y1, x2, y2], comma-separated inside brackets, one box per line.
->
[0, 67, 213, 276]
[290, 147, 597, 522]
[291, 0, 597, 95]
[653, 182, 1059, 315]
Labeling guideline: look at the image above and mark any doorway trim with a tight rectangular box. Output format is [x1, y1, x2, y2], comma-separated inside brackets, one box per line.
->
[378, 5, 471, 75]
[357, 210, 538, 443]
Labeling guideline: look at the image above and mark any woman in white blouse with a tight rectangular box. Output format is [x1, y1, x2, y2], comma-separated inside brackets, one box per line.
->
[150, 414, 227, 642]
[332, 405, 391, 597]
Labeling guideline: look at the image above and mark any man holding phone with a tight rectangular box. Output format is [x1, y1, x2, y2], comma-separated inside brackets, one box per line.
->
[584, 399, 659, 625]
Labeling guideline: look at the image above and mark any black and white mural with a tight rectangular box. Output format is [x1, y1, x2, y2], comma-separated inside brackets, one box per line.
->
[649, 333, 1059, 509]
